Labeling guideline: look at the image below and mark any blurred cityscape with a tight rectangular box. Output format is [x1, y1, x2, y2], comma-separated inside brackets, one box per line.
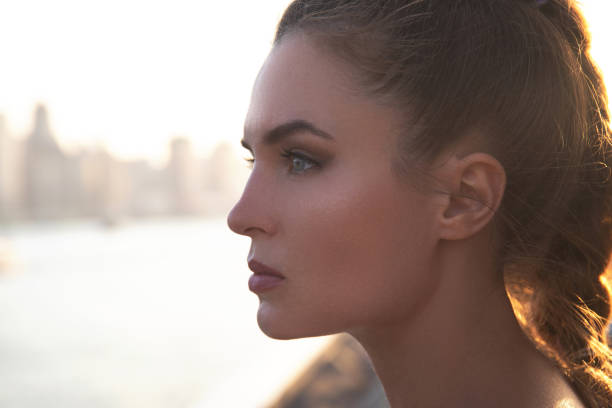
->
[0, 104, 245, 224]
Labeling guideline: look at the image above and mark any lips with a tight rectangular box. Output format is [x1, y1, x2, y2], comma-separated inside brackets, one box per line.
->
[248, 259, 285, 278]
[247, 259, 285, 293]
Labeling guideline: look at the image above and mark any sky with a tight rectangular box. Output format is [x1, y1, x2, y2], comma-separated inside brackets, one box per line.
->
[0, 0, 294, 162]
[0, 0, 609, 163]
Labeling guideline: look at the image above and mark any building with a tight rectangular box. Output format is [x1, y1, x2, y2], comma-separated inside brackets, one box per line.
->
[167, 137, 202, 215]
[0, 115, 24, 221]
[201, 141, 247, 215]
[22, 104, 69, 219]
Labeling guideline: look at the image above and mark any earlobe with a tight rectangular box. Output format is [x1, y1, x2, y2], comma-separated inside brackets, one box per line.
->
[438, 153, 506, 240]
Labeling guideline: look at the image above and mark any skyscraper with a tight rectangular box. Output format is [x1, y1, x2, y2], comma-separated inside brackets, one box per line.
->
[167, 137, 201, 214]
[0, 115, 24, 221]
[23, 104, 67, 219]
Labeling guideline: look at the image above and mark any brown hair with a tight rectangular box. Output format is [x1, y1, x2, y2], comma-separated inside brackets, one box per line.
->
[275, 0, 612, 406]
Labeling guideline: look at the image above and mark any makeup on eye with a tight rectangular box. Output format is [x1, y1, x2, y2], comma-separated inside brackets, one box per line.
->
[241, 121, 335, 175]
[242, 147, 323, 175]
[280, 148, 319, 174]
[241, 119, 335, 163]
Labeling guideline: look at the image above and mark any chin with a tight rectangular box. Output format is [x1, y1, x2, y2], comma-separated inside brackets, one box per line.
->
[256, 302, 340, 340]
[258, 322, 299, 340]
[256, 307, 307, 340]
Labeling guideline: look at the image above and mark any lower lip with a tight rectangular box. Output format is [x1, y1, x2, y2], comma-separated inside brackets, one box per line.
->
[248, 274, 285, 293]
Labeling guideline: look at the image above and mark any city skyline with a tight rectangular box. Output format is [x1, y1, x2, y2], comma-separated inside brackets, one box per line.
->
[0, 103, 247, 222]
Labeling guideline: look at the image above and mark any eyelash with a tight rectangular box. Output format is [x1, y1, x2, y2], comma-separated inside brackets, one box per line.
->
[244, 149, 320, 175]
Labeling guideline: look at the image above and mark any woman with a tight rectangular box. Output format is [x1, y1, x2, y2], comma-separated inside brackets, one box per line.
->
[227, 0, 612, 406]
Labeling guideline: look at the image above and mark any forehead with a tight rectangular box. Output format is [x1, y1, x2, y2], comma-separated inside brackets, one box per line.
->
[244, 33, 401, 148]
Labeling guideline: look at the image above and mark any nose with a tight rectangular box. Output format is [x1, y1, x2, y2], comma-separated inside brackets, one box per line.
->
[227, 171, 275, 237]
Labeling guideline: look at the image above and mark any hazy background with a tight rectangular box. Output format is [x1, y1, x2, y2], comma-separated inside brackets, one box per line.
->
[0, 0, 610, 407]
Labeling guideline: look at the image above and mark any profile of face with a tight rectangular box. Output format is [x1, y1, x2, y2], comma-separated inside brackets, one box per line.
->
[227, 33, 446, 340]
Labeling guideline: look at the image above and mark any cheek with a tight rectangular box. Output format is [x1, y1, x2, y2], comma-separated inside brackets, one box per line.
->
[277, 168, 439, 329]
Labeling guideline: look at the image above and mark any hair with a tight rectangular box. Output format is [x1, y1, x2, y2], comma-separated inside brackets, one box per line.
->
[275, 0, 612, 406]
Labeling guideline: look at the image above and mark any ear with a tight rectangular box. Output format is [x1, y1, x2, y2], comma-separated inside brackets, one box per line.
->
[436, 153, 506, 240]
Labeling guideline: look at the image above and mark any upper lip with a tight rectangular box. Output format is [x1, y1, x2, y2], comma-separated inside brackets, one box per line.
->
[248, 259, 285, 278]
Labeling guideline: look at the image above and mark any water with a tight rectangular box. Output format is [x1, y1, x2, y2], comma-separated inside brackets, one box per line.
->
[0, 218, 332, 408]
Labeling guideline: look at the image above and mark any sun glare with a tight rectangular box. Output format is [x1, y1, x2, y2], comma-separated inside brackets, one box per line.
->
[580, 1, 612, 103]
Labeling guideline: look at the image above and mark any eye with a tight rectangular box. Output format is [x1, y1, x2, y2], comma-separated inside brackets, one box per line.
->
[281, 150, 318, 175]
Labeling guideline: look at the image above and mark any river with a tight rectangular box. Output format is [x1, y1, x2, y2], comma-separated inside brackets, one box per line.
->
[0, 217, 332, 407]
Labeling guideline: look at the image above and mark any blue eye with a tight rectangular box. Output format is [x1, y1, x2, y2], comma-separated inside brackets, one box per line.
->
[290, 156, 314, 173]
[281, 150, 318, 175]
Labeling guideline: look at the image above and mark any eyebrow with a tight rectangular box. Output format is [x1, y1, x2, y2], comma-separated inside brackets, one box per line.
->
[241, 119, 334, 151]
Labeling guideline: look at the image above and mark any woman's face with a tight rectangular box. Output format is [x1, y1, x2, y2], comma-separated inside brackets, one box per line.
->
[227, 33, 443, 340]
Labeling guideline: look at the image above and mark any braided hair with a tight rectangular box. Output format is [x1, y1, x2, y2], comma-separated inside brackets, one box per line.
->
[276, 0, 612, 406]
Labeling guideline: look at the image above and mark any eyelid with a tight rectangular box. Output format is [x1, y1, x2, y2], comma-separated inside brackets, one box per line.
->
[281, 149, 320, 174]
[240, 139, 252, 152]
[281, 148, 316, 161]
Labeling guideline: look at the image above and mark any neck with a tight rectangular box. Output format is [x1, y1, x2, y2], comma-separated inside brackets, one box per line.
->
[348, 235, 574, 407]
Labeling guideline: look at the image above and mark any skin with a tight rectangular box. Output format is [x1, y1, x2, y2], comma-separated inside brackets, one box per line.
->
[227, 32, 585, 407]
